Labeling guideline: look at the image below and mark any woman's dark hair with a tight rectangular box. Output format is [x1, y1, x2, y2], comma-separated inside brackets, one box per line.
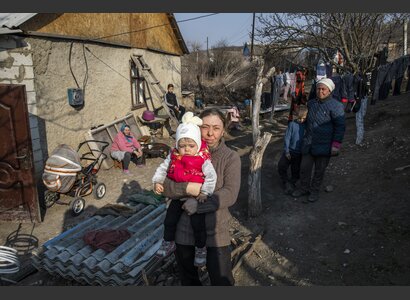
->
[167, 83, 174, 89]
[199, 108, 227, 128]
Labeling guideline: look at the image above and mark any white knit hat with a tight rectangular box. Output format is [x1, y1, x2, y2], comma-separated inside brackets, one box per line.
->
[317, 78, 335, 92]
[175, 112, 203, 152]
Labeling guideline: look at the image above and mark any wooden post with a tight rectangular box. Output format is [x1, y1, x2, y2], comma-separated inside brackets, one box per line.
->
[232, 233, 263, 274]
[248, 132, 272, 217]
[251, 61, 264, 143]
[248, 61, 275, 217]
[250, 13, 256, 62]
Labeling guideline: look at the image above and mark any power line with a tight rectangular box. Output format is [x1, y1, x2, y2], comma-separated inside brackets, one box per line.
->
[231, 32, 250, 45]
[84, 46, 130, 82]
[93, 13, 219, 41]
[73, 14, 222, 87]
[226, 14, 253, 42]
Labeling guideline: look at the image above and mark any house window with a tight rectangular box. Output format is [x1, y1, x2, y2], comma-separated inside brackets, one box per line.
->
[130, 61, 146, 110]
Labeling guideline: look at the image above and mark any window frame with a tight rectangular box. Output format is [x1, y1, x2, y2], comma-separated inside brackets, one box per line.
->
[130, 60, 147, 110]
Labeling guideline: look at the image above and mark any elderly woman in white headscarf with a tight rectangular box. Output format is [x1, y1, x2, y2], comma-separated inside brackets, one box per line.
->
[292, 78, 346, 203]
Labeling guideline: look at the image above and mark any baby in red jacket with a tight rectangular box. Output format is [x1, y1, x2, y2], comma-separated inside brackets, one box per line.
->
[152, 112, 217, 267]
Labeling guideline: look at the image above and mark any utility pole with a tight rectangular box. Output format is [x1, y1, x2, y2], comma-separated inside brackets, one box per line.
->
[206, 37, 209, 58]
[196, 48, 199, 79]
[404, 19, 408, 56]
[250, 13, 255, 61]
[206, 37, 209, 81]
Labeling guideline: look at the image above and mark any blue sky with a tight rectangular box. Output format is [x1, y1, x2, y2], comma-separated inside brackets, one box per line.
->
[174, 13, 255, 50]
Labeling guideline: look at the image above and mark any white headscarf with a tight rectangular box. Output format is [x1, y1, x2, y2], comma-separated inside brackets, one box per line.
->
[317, 78, 335, 92]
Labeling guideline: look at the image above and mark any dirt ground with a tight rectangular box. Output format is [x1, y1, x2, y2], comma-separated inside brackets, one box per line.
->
[1, 91, 409, 286]
[229, 91, 410, 286]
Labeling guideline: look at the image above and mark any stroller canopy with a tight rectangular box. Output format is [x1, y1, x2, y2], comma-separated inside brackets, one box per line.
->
[42, 144, 81, 193]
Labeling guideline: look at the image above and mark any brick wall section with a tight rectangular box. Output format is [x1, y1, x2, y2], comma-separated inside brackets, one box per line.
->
[0, 35, 44, 179]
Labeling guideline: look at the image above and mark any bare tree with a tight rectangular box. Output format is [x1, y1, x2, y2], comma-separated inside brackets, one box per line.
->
[256, 13, 408, 74]
[208, 39, 227, 77]
[187, 40, 203, 67]
[182, 40, 208, 91]
[187, 40, 203, 53]
[248, 59, 275, 217]
[181, 38, 263, 105]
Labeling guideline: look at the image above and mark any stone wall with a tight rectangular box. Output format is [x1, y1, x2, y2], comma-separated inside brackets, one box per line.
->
[27, 37, 181, 155]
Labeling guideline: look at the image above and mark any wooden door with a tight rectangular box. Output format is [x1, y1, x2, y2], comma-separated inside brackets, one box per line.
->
[0, 84, 40, 222]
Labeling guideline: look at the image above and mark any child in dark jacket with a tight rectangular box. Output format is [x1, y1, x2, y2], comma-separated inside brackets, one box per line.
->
[278, 105, 307, 194]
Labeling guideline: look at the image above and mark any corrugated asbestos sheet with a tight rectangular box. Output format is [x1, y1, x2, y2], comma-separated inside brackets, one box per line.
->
[0, 13, 37, 28]
[31, 202, 167, 286]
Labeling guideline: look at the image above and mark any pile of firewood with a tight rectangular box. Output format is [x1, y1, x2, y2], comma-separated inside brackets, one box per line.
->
[230, 230, 264, 275]
[139, 229, 263, 286]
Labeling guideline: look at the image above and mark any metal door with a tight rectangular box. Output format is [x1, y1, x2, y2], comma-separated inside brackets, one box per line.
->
[0, 84, 40, 222]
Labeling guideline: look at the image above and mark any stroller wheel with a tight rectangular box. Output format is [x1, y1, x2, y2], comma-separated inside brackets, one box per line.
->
[160, 151, 168, 159]
[44, 191, 59, 208]
[93, 183, 106, 200]
[70, 197, 85, 216]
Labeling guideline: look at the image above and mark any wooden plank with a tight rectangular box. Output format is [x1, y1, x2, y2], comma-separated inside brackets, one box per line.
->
[232, 233, 263, 274]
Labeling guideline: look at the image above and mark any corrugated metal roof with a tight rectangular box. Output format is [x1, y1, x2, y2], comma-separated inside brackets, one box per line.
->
[0, 13, 37, 28]
[32, 202, 167, 286]
[0, 28, 22, 35]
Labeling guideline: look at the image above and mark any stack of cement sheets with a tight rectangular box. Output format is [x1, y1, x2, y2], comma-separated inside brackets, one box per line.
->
[32, 203, 166, 285]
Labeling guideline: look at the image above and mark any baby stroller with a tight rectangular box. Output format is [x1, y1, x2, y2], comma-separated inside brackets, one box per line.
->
[42, 140, 109, 216]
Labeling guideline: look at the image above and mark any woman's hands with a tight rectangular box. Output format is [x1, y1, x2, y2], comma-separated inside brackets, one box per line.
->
[182, 198, 198, 215]
[196, 193, 208, 203]
[133, 148, 143, 157]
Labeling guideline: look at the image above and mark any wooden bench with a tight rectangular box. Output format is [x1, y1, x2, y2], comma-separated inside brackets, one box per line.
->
[138, 115, 168, 137]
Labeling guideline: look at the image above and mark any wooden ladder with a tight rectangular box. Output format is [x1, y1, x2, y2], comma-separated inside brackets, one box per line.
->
[131, 54, 178, 124]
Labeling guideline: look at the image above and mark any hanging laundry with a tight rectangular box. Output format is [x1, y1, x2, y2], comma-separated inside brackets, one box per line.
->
[261, 92, 272, 111]
[308, 79, 317, 101]
[331, 74, 345, 103]
[326, 63, 333, 78]
[283, 71, 292, 100]
[315, 61, 327, 81]
[342, 72, 355, 101]
[393, 55, 410, 95]
[355, 97, 368, 145]
[406, 65, 410, 92]
[371, 54, 410, 103]
[289, 72, 296, 97]
[288, 69, 307, 122]
[371, 64, 391, 103]
[270, 72, 284, 116]
[226, 106, 240, 122]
